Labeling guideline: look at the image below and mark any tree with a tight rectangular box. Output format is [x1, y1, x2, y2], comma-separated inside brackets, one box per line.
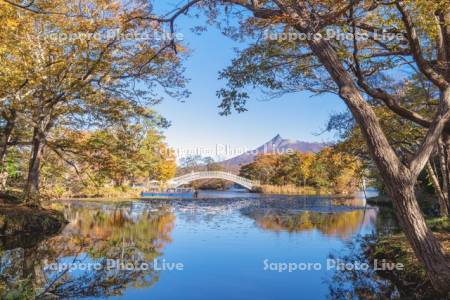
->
[138, 130, 177, 182]
[178, 155, 205, 173]
[327, 89, 450, 216]
[0, 2, 37, 173]
[297, 152, 314, 187]
[240, 154, 279, 184]
[38, 126, 176, 196]
[0, 0, 187, 204]
[239, 150, 361, 194]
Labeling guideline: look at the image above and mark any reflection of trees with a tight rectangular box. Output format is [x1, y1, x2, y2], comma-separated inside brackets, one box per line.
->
[63, 205, 175, 259]
[327, 236, 399, 299]
[245, 209, 369, 239]
[0, 204, 175, 299]
[373, 207, 400, 235]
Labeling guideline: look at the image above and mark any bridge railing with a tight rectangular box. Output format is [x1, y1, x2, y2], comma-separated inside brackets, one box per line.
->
[169, 171, 260, 186]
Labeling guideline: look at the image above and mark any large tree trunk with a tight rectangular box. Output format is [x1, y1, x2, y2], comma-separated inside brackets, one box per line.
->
[387, 181, 450, 291]
[308, 36, 450, 292]
[24, 126, 44, 206]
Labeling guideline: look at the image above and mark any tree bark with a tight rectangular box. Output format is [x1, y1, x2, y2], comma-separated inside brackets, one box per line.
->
[388, 182, 450, 291]
[443, 135, 450, 213]
[0, 112, 16, 191]
[438, 142, 448, 198]
[0, 110, 16, 165]
[426, 160, 449, 216]
[24, 126, 44, 205]
[437, 140, 450, 215]
[307, 36, 450, 292]
[437, 9, 450, 79]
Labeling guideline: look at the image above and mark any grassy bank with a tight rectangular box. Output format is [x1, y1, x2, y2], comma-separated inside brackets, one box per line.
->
[260, 184, 325, 195]
[48, 186, 142, 200]
[0, 192, 67, 244]
[260, 184, 345, 196]
[367, 217, 450, 299]
[62, 185, 334, 198]
[0, 204, 66, 235]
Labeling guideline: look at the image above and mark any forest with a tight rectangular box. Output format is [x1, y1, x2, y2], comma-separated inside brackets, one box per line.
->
[239, 149, 362, 195]
[0, 1, 179, 202]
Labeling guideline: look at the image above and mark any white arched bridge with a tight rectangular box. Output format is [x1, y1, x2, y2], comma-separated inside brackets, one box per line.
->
[167, 171, 260, 190]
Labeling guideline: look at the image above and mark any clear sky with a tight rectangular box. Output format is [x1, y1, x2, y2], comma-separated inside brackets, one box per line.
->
[154, 4, 347, 160]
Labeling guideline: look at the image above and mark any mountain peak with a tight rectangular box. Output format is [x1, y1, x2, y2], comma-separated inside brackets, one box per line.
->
[219, 135, 329, 171]
[271, 134, 283, 143]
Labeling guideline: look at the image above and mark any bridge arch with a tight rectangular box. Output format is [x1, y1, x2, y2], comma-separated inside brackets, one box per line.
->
[167, 171, 260, 190]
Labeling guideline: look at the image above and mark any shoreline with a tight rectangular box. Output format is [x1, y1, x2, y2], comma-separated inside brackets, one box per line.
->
[52, 187, 361, 202]
[365, 217, 450, 299]
[0, 204, 67, 242]
[0, 193, 68, 245]
[53, 193, 360, 203]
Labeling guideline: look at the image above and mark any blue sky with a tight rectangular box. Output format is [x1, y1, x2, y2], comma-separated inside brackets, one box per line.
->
[154, 3, 347, 159]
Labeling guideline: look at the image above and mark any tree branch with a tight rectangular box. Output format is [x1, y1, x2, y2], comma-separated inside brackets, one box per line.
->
[396, 1, 449, 89]
[436, 10, 450, 80]
[349, 11, 433, 129]
[409, 88, 450, 177]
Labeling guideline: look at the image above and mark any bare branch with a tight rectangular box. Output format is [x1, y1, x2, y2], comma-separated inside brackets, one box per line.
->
[2, 0, 84, 17]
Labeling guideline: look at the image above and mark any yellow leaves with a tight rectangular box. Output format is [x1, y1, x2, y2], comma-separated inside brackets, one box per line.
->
[399, 0, 445, 38]
[175, 44, 188, 54]
[106, 0, 122, 12]
[4, 18, 19, 29]
[243, 146, 362, 194]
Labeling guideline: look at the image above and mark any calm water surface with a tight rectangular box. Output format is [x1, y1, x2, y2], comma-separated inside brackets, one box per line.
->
[0, 190, 396, 299]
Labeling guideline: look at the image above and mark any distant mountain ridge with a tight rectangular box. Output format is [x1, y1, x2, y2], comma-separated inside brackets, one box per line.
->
[219, 134, 328, 171]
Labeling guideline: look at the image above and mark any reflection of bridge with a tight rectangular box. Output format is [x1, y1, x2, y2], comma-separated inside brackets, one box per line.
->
[167, 171, 260, 190]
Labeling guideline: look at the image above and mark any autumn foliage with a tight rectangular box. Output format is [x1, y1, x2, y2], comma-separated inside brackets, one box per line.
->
[240, 148, 363, 195]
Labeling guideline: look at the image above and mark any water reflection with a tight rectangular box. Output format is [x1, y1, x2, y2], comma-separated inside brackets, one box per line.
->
[327, 235, 401, 299]
[240, 196, 377, 239]
[0, 196, 395, 300]
[243, 209, 377, 239]
[0, 203, 175, 299]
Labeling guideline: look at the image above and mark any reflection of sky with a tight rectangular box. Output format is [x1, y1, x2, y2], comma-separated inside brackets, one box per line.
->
[1, 197, 381, 299]
[119, 213, 336, 299]
[92, 197, 380, 300]
[45, 254, 99, 280]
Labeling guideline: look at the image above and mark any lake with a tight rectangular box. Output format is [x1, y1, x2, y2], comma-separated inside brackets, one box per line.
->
[0, 190, 398, 299]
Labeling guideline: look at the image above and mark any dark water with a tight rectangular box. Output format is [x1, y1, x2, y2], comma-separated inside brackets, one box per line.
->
[0, 191, 397, 299]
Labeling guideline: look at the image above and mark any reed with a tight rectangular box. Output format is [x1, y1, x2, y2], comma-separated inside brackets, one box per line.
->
[260, 184, 331, 196]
